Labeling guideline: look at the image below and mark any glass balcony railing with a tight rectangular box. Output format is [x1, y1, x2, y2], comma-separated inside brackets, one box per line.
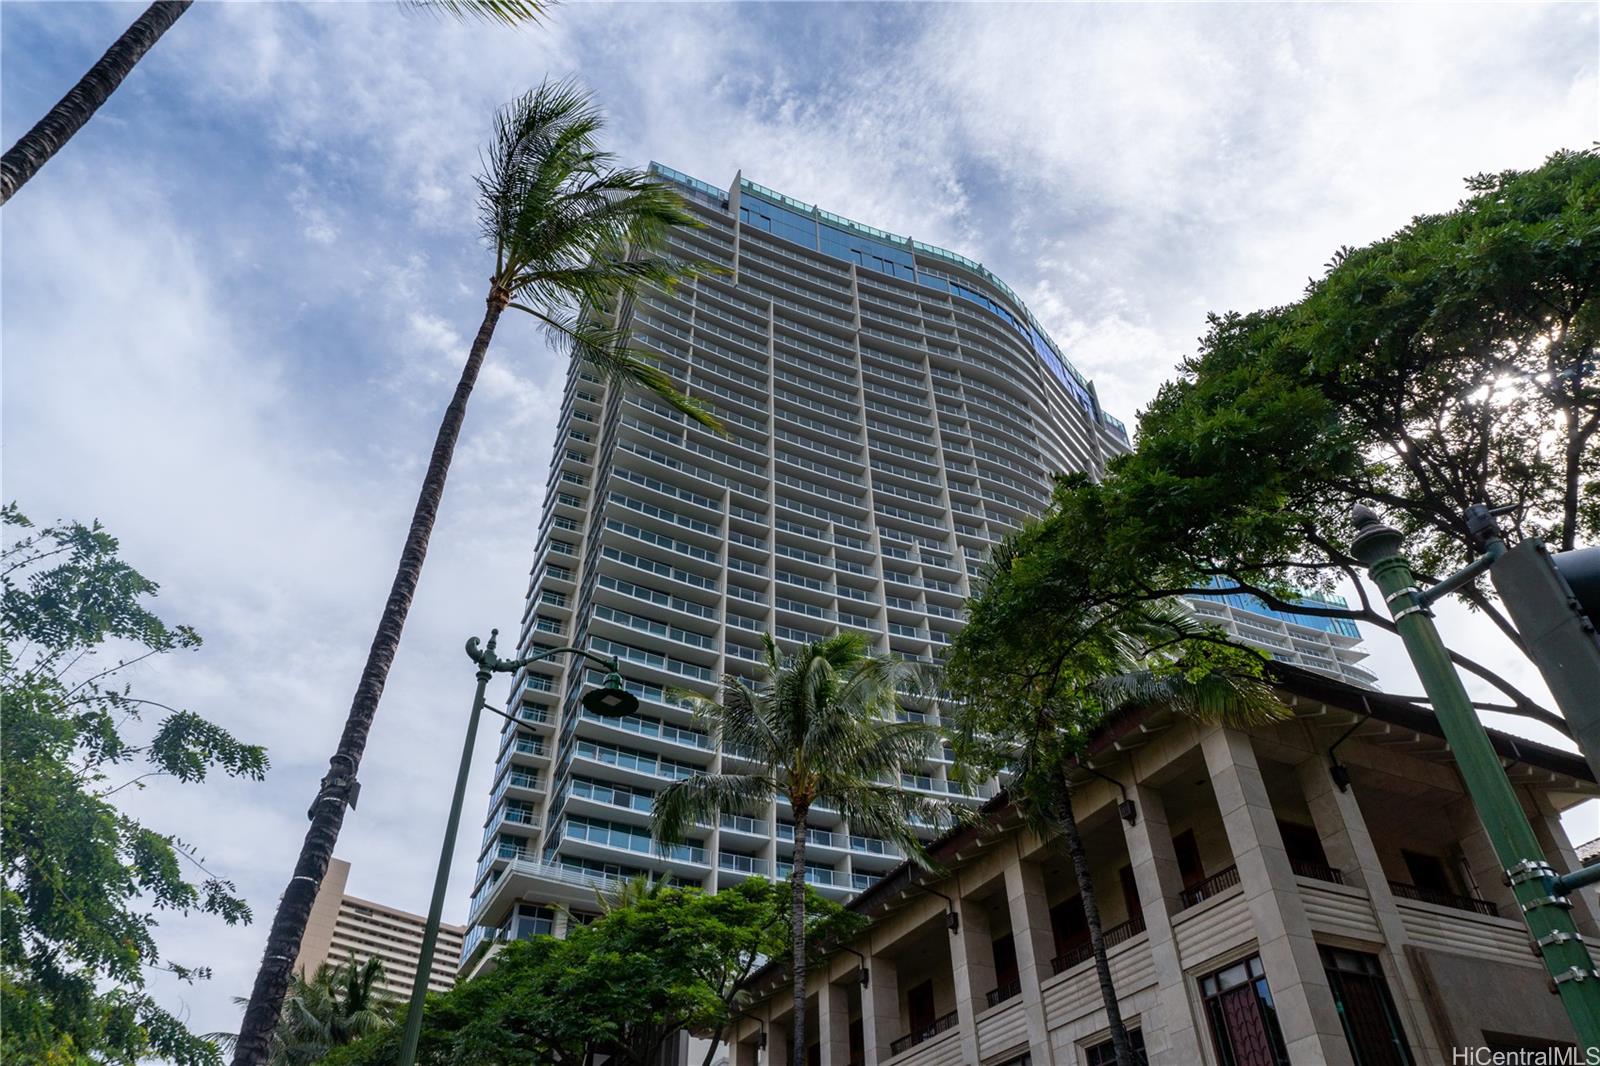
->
[719, 852, 766, 875]
[776, 863, 841, 887]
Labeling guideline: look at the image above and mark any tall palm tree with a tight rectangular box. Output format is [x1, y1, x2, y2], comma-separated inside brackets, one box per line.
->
[653, 632, 957, 1066]
[951, 577, 1283, 1066]
[0, 0, 548, 206]
[212, 955, 396, 1065]
[232, 80, 720, 1066]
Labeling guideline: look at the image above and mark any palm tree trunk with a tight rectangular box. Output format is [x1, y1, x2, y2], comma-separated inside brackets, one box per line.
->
[232, 294, 508, 1065]
[1054, 766, 1136, 1066]
[790, 811, 809, 1066]
[0, 1, 192, 205]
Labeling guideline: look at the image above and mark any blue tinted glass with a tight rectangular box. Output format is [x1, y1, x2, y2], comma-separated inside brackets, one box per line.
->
[745, 194, 817, 249]
[1195, 579, 1360, 638]
[818, 222, 914, 274]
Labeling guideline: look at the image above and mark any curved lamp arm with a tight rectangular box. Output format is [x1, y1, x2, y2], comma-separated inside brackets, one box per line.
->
[465, 629, 621, 677]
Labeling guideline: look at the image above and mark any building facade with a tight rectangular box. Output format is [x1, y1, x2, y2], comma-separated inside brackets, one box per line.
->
[464, 165, 1129, 967]
[1185, 585, 1378, 689]
[293, 857, 464, 1000]
[725, 669, 1600, 1066]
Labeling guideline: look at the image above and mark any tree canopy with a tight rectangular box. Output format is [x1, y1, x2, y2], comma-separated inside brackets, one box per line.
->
[327, 878, 861, 1066]
[1, 504, 268, 1065]
[1040, 147, 1599, 729]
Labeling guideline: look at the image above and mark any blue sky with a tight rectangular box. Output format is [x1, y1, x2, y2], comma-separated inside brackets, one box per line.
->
[4, 0, 1597, 1041]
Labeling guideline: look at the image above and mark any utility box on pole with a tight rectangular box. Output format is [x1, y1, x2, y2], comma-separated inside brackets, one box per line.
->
[1491, 541, 1600, 782]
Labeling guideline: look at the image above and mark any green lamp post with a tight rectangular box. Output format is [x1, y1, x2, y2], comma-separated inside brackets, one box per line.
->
[1349, 505, 1600, 1049]
[395, 630, 639, 1066]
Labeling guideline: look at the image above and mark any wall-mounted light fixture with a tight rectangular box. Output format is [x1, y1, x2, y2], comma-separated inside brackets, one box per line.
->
[917, 884, 960, 933]
[1078, 762, 1138, 825]
[841, 945, 870, 987]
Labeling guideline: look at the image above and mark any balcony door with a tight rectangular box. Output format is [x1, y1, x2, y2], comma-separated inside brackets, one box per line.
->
[906, 979, 936, 1035]
[1173, 828, 1206, 895]
[1049, 896, 1088, 960]
[1322, 947, 1413, 1066]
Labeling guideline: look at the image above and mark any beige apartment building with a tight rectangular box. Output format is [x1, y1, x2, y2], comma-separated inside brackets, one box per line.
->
[724, 667, 1599, 1066]
[293, 858, 464, 1000]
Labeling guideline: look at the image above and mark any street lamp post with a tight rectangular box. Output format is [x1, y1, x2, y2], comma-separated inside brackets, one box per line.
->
[1349, 505, 1600, 1049]
[395, 629, 639, 1066]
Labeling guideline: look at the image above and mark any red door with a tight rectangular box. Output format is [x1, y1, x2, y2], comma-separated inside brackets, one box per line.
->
[1218, 985, 1279, 1066]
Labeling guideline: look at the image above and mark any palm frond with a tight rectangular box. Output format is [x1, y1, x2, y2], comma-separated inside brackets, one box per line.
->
[651, 771, 774, 846]
[474, 80, 717, 430]
[405, 0, 552, 27]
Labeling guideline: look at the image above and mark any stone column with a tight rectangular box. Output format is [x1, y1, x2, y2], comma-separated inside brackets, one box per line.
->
[1121, 780, 1206, 1064]
[1526, 787, 1600, 937]
[1202, 727, 1353, 1065]
[1297, 755, 1446, 1063]
[1002, 846, 1058, 1065]
[861, 946, 899, 1066]
[819, 980, 852, 1066]
[950, 885, 994, 1065]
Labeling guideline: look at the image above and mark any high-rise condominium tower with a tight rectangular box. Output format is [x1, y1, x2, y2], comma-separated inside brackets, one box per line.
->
[462, 165, 1130, 968]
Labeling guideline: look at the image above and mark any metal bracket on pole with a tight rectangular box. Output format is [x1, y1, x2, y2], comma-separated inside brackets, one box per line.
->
[1507, 859, 1556, 886]
[1537, 931, 1586, 950]
[1555, 968, 1600, 985]
[1522, 895, 1575, 914]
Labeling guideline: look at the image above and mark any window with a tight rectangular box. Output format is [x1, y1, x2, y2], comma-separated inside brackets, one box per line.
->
[1322, 947, 1413, 1066]
[511, 904, 553, 940]
[1085, 1028, 1146, 1066]
[1199, 955, 1289, 1066]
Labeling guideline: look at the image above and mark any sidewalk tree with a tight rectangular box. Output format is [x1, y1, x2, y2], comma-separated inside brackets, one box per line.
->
[652, 633, 954, 1066]
[324, 880, 859, 1066]
[948, 521, 1282, 1066]
[1, 504, 267, 1065]
[234, 79, 720, 1065]
[1057, 146, 1598, 731]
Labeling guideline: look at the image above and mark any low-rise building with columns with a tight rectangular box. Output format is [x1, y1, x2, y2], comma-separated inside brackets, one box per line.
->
[723, 666, 1599, 1066]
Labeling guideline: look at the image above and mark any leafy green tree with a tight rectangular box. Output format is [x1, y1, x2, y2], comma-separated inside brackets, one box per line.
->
[948, 522, 1283, 1066]
[0, 0, 549, 205]
[235, 79, 721, 1064]
[1, 504, 267, 1065]
[652, 632, 956, 1066]
[325, 880, 858, 1066]
[1041, 147, 1598, 732]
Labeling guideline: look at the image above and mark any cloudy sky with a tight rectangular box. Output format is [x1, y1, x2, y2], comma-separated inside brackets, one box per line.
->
[4, 0, 1597, 1041]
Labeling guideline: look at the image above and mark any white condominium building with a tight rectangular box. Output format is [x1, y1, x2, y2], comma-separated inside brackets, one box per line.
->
[463, 165, 1129, 968]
